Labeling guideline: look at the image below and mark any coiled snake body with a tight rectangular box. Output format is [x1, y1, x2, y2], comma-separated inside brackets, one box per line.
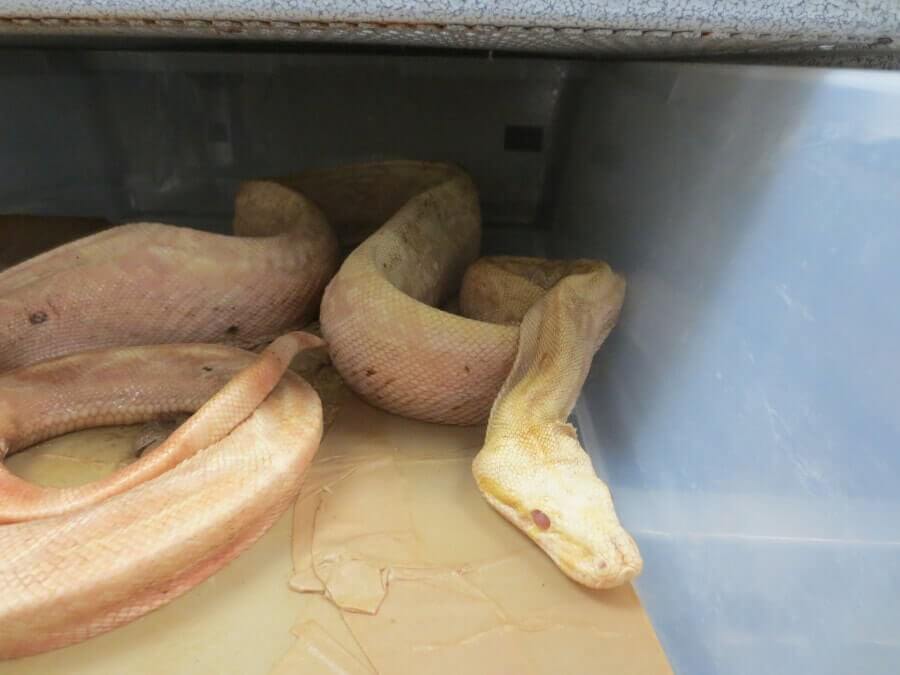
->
[0, 161, 640, 659]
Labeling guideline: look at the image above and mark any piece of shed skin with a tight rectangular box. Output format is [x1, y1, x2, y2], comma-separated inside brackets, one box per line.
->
[288, 394, 671, 675]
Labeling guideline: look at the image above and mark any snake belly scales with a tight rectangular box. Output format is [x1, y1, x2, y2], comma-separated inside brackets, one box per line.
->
[0, 160, 641, 659]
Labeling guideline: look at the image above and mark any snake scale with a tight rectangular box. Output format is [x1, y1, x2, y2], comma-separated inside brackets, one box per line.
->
[0, 161, 641, 659]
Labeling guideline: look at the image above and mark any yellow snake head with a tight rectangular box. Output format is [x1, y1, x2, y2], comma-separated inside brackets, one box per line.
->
[473, 423, 643, 589]
[471, 269, 642, 589]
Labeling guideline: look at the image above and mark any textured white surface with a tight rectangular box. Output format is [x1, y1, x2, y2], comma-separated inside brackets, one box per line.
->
[0, 1, 897, 58]
[0, 0, 894, 36]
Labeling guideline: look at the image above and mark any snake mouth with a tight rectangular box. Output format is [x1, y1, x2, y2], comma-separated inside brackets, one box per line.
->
[538, 531, 641, 590]
[536, 530, 642, 590]
[475, 485, 641, 590]
[555, 549, 642, 590]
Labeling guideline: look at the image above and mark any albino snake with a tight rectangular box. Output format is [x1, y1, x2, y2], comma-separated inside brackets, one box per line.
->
[0, 161, 641, 659]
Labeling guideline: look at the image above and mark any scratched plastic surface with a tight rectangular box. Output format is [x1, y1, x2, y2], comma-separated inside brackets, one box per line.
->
[557, 63, 900, 675]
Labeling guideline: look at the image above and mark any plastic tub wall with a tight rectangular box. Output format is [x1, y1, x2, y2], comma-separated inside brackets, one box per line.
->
[556, 63, 900, 675]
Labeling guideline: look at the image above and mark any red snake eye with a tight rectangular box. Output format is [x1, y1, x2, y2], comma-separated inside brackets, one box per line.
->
[531, 509, 551, 530]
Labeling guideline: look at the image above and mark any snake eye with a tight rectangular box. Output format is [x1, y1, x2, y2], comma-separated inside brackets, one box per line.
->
[531, 509, 551, 530]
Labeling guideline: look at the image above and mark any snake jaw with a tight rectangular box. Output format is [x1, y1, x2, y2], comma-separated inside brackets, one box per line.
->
[476, 484, 642, 590]
[473, 435, 643, 590]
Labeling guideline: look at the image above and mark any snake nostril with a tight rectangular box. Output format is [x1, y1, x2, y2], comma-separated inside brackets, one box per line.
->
[531, 509, 551, 530]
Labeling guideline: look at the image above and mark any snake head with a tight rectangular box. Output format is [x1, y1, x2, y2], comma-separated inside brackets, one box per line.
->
[472, 423, 642, 589]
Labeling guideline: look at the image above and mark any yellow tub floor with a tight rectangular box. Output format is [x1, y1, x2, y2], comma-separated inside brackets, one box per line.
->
[2, 393, 671, 675]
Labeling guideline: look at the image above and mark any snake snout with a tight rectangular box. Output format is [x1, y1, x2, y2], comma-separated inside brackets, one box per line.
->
[566, 532, 644, 590]
[524, 510, 643, 590]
